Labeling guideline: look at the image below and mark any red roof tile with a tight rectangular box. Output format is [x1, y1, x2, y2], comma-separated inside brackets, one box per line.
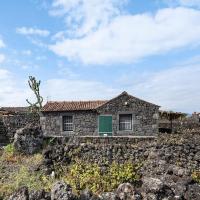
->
[42, 100, 108, 112]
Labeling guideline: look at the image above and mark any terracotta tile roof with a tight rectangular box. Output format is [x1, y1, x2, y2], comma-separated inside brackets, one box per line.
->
[42, 100, 108, 112]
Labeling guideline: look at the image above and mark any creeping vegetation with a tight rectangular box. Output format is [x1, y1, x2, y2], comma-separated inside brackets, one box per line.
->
[192, 171, 200, 184]
[63, 161, 142, 194]
[0, 144, 53, 199]
[0, 144, 142, 199]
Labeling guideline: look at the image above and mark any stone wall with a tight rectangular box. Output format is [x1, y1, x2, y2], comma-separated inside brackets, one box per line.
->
[2, 113, 40, 140]
[0, 116, 9, 145]
[159, 117, 200, 133]
[43, 133, 200, 175]
[97, 93, 159, 136]
[41, 93, 159, 137]
[41, 111, 98, 136]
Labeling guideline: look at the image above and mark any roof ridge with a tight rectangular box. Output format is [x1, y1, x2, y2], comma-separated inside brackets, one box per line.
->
[47, 100, 108, 103]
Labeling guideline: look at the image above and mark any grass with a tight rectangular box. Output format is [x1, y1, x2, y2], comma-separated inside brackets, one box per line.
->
[0, 144, 54, 199]
[0, 144, 142, 198]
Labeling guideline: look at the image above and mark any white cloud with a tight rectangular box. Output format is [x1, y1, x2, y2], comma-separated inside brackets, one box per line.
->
[22, 50, 32, 56]
[0, 38, 5, 63]
[0, 69, 31, 106]
[0, 69, 117, 106]
[165, 0, 200, 7]
[52, 31, 67, 41]
[42, 78, 118, 101]
[36, 55, 47, 60]
[0, 54, 5, 63]
[57, 61, 79, 78]
[50, 0, 126, 36]
[124, 63, 200, 113]
[50, 7, 200, 65]
[0, 38, 5, 48]
[16, 27, 50, 37]
[1, 63, 199, 113]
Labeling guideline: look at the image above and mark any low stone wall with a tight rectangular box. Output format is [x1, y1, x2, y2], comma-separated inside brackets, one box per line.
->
[2, 113, 40, 141]
[69, 136, 156, 145]
[0, 116, 9, 145]
[159, 118, 200, 133]
[43, 133, 200, 174]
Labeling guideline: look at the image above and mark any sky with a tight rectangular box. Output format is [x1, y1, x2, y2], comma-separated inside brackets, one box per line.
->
[0, 0, 200, 113]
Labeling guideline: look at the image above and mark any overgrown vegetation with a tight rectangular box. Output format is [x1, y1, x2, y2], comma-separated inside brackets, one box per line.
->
[0, 144, 53, 199]
[0, 144, 142, 198]
[62, 161, 142, 194]
[192, 171, 200, 184]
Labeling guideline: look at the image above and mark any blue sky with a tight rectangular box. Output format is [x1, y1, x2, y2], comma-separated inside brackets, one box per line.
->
[0, 0, 200, 113]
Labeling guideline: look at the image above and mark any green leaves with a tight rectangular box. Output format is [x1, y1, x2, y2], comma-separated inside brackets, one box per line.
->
[192, 171, 200, 183]
[64, 161, 141, 194]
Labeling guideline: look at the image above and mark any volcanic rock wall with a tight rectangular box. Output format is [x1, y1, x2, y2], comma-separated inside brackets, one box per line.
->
[2, 113, 40, 141]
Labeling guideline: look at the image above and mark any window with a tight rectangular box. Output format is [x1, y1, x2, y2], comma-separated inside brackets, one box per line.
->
[119, 114, 132, 131]
[63, 116, 73, 131]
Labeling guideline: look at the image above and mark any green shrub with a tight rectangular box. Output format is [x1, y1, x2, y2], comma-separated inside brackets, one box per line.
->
[0, 166, 54, 198]
[64, 161, 142, 194]
[192, 171, 200, 183]
[14, 166, 53, 191]
[4, 144, 15, 156]
[0, 153, 53, 198]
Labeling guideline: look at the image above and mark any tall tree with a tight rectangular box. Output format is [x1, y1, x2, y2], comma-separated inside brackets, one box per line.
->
[26, 76, 43, 112]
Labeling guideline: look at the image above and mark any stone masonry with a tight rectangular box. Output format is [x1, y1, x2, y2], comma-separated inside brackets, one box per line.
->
[41, 92, 159, 137]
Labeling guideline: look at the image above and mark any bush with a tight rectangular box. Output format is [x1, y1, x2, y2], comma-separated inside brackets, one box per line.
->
[1, 143, 18, 162]
[0, 152, 52, 198]
[64, 161, 141, 194]
[4, 144, 15, 156]
[192, 171, 200, 183]
[0, 165, 54, 198]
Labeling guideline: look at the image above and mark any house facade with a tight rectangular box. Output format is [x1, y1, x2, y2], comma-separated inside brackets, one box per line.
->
[40, 91, 160, 137]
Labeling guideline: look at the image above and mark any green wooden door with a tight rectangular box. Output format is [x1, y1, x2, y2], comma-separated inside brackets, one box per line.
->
[98, 115, 112, 136]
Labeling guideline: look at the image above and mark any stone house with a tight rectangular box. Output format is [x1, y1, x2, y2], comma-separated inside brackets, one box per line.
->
[40, 91, 160, 137]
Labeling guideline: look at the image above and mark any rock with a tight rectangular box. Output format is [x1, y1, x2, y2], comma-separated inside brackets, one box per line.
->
[116, 183, 135, 200]
[194, 152, 200, 161]
[13, 124, 43, 154]
[79, 189, 93, 200]
[8, 186, 29, 200]
[99, 192, 119, 200]
[90, 195, 101, 200]
[157, 185, 174, 200]
[144, 193, 157, 200]
[51, 181, 77, 200]
[133, 191, 143, 200]
[184, 184, 200, 200]
[142, 177, 164, 193]
[29, 190, 50, 200]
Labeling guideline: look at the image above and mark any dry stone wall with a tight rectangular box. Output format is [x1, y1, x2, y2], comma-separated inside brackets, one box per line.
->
[2, 113, 40, 141]
[97, 93, 159, 136]
[41, 111, 98, 137]
[0, 116, 9, 145]
[43, 133, 200, 174]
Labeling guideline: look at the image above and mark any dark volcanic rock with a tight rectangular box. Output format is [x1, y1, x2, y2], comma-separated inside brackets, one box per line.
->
[99, 192, 119, 200]
[29, 190, 50, 200]
[142, 177, 164, 193]
[79, 189, 93, 200]
[116, 183, 135, 200]
[13, 124, 43, 154]
[8, 186, 29, 200]
[184, 183, 200, 200]
[51, 181, 78, 200]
